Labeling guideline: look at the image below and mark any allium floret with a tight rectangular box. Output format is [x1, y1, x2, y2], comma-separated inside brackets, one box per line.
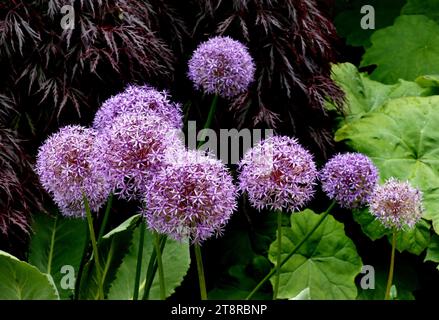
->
[320, 153, 379, 209]
[36, 126, 111, 217]
[93, 84, 183, 131]
[369, 178, 424, 230]
[95, 113, 183, 200]
[188, 36, 255, 98]
[238, 136, 318, 212]
[142, 150, 237, 244]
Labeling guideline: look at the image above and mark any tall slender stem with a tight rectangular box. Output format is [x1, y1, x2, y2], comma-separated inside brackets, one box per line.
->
[190, 95, 218, 301]
[154, 232, 166, 300]
[133, 223, 146, 300]
[83, 194, 104, 300]
[98, 193, 113, 243]
[197, 95, 218, 149]
[74, 224, 90, 300]
[245, 201, 336, 300]
[273, 210, 283, 299]
[194, 243, 208, 300]
[142, 236, 167, 300]
[385, 231, 397, 300]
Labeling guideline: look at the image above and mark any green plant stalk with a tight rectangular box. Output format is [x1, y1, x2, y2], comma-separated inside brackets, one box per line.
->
[74, 224, 90, 300]
[75, 193, 112, 299]
[273, 210, 282, 299]
[192, 95, 218, 299]
[154, 232, 166, 300]
[133, 223, 146, 300]
[83, 194, 105, 300]
[97, 193, 113, 243]
[197, 94, 218, 149]
[194, 243, 208, 300]
[142, 236, 167, 300]
[245, 201, 336, 300]
[385, 231, 397, 300]
[142, 250, 158, 300]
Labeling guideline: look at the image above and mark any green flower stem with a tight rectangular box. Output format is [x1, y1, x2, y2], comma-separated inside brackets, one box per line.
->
[74, 225, 90, 300]
[192, 95, 218, 300]
[142, 235, 167, 300]
[75, 193, 113, 300]
[154, 232, 166, 300]
[245, 201, 336, 300]
[133, 223, 146, 300]
[142, 247, 157, 300]
[197, 94, 218, 149]
[273, 210, 283, 299]
[97, 193, 113, 243]
[194, 243, 208, 300]
[83, 194, 104, 300]
[385, 231, 397, 300]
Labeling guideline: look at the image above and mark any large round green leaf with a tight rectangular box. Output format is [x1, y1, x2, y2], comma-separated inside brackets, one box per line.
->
[268, 209, 362, 299]
[327, 63, 426, 125]
[107, 225, 190, 300]
[390, 219, 431, 255]
[29, 213, 87, 299]
[336, 96, 439, 235]
[416, 75, 439, 92]
[402, 0, 439, 23]
[425, 234, 439, 271]
[352, 208, 390, 240]
[361, 15, 439, 84]
[0, 250, 59, 300]
[353, 208, 430, 255]
[334, 0, 406, 47]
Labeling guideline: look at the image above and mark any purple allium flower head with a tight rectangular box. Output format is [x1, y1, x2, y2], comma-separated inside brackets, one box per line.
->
[369, 178, 424, 230]
[93, 84, 183, 131]
[320, 153, 379, 209]
[142, 150, 237, 244]
[36, 126, 111, 217]
[188, 36, 255, 98]
[238, 136, 318, 212]
[95, 113, 183, 200]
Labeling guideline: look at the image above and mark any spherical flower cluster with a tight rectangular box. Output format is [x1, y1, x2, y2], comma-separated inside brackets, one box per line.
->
[36, 126, 111, 217]
[95, 113, 183, 200]
[369, 178, 424, 230]
[238, 136, 318, 212]
[93, 84, 183, 131]
[142, 150, 237, 244]
[188, 36, 255, 98]
[320, 153, 379, 209]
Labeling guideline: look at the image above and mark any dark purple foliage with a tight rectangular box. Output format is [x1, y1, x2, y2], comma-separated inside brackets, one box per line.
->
[0, 127, 43, 238]
[0, 0, 186, 132]
[191, 0, 344, 156]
